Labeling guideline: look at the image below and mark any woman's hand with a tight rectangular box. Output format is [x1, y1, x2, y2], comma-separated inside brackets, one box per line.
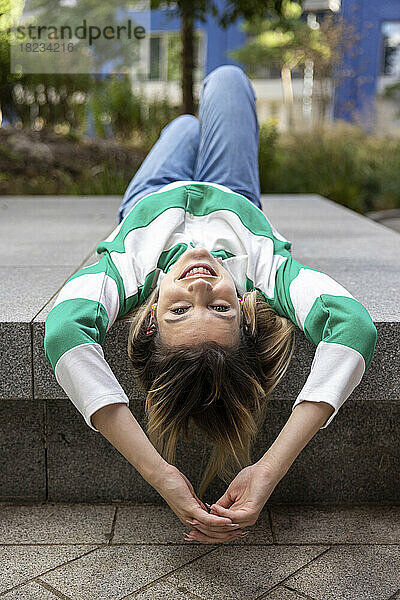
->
[153, 463, 247, 543]
[185, 461, 280, 543]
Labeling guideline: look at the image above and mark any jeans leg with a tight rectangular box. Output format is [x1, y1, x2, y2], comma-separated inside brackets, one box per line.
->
[117, 114, 200, 223]
[193, 65, 261, 209]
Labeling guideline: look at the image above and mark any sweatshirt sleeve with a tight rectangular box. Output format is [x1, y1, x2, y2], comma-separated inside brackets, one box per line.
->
[260, 250, 378, 429]
[44, 253, 133, 432]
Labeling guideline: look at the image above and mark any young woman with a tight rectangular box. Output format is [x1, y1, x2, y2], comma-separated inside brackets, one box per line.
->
[44, 65, 377, 545]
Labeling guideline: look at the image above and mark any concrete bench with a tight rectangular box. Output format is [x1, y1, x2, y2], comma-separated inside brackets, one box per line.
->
[1, 194, 398, 504]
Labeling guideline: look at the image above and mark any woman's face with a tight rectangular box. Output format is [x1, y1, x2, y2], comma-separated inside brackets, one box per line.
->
[156, 247, 241, 347]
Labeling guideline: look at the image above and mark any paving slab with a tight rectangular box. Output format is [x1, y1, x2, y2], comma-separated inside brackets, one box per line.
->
[0, 545, 100, 595]
[0, 399, 46, 502]
[164, 545, 327, 600]
[285, 545, 400, 600]
[129, 580, 202, 599]
[39, 545, 212, 600]
[112, 503, 273, 545]
[265, 586, 317, 600]
[0, 503, 116, 544]
[1, 580, 62, 599]
[1, 502, 399, 600]
[270, 504, 400, 544]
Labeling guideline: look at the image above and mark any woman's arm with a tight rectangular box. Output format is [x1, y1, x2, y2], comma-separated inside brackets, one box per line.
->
[255, 400, 335, 483]
[187, 400, 335, 543]
[92, 403, 244, 540]
[91, 403, 169, 487]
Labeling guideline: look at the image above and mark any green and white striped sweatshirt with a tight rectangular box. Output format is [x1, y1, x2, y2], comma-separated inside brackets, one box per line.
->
[44, 181, 378, 432]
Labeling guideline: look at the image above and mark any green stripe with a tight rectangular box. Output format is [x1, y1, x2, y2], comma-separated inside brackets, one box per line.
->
[97, 187, 187, 255]
[66, 254, 126, 318]
[157, 244, 189, 272]
[97, 184, 292, 256]
[257, 253, 307, 324]
[210, 249, 235, 260]
[255, 251, 377, 370]
[304, 295, 377, 370]
[189, 185, 292, 254]
[246, 276, 255, 292]
[44, 299, 109, 370]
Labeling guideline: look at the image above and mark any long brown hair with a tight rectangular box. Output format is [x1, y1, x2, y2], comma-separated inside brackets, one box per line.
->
[123, 287, 295, 499]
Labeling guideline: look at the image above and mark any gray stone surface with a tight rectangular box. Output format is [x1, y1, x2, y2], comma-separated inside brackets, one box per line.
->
[0, 503, 116, 544]
[0, 545, 99, 595]
[0, 322, 32, 399]
[164, 545, 327, 599]
[260, 194, 400, 322]
[270, 504, 400, 544]
[112, 503, 273, 545]
[2, 194, 400, 503]
[0, 267, 76, 323]
[33, 355, 399, 503]
[0, 196, 120, 268]
[39, 545, 210, 600]
[132, 581, 200, 599]
[285, 545, 400, 600]
[253, 394, 400, 503]
[265, 586, 315, 599]
[45, 396, 161, 503]
[1, 581, 61, 599]
[1, 502, 399, 600]
[0, 400, 46, 502]
[0, 196, 120, 401]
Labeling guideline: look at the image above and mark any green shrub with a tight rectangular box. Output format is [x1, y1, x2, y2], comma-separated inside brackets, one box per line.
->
[89, 75, 180, 149]
[258, 122, 400, 213]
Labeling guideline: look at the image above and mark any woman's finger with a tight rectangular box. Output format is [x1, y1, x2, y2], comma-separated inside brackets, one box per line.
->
[192, 508, 237, 528]
[210, 503, 246, 522]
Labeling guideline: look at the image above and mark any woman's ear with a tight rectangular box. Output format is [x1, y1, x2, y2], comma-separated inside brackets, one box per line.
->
[146, 303, 157, 334]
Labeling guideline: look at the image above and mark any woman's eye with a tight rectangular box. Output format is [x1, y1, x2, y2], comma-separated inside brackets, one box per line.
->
[212, 305, 229, 312]
[171, 307, 189, 315]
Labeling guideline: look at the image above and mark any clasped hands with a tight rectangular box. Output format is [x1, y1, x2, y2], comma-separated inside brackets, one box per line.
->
[154, 461, 279, 544]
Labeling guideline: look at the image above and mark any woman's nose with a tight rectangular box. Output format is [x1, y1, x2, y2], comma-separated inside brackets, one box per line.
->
[187, 278, 213, 293]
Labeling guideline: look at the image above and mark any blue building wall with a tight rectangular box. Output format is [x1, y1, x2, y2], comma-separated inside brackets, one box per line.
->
[334, 0, 400, 129]
[148, 0, 400, 131]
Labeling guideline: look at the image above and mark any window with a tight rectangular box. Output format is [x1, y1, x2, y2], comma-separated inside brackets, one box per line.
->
[149, 36, 161, 80]
[382, 22, 400, 77]
[148, 30, 205, 81]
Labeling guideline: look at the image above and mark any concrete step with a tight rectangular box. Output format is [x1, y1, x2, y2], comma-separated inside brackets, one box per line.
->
[1, 194, 399, 503]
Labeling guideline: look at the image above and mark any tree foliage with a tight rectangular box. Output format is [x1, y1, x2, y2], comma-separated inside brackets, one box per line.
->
[150, 0, 301, 112]
[229, 1, 353, 122]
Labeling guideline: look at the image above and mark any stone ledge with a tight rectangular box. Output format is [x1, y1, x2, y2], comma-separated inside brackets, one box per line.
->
[1, 194, 399, 503]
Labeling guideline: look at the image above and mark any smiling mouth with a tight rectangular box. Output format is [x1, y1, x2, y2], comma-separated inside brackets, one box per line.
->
[178, 262, 218, 280]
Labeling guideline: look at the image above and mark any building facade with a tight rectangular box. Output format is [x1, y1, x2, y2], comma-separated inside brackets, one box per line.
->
[143, 0, 400, 133]
[333, 0, 400, 132]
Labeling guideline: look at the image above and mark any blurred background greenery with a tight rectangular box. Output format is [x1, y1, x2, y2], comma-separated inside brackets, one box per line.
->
[1, 0, 400, 214]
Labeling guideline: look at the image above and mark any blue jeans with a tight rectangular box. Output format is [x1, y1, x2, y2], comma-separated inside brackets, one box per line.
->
[117, 65, 261, 224]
